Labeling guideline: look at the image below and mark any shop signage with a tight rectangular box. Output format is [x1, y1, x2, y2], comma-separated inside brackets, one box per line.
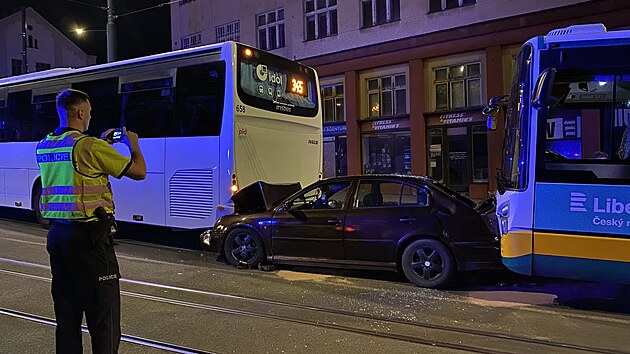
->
[426, 111, 486, 126]
[361, 118, 410, 132]
[323, 124, 347, 136]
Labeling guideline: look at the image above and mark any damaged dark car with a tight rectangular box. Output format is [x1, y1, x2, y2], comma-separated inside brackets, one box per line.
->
[201, 175, 500, 288]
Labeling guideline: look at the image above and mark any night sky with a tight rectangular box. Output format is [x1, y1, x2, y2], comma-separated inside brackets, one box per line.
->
[0, 0, 171, 63]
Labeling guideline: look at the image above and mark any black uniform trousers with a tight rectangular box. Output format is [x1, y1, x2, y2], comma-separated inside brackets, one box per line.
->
[46, 220, 121, 354]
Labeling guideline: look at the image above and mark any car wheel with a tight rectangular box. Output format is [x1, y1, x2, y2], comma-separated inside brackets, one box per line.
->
[223, 228, 266, 268]
[32, 182, 50, 230]
[401, 239, 454, 289]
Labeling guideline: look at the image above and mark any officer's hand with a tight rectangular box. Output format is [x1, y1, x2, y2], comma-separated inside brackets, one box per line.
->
[121, 128, 140, 152]
[101, 128, 117, 145]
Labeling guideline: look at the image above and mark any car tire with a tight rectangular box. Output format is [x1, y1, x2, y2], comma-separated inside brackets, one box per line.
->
[32, 182, 50, 230]
[223, 228, 266, 268]
[401, 239, 455, 289]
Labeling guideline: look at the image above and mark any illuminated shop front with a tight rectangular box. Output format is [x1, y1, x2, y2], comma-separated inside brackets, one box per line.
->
[322, 123, 347, 177]
[362, 119, 411, 175]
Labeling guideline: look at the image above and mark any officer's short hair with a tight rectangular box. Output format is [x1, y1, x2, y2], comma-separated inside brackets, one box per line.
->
[56, 89, 90, 112]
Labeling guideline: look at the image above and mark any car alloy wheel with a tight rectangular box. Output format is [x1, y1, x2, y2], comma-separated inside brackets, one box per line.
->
[401, 239, 455, 289]
[223, 228, 265, 268]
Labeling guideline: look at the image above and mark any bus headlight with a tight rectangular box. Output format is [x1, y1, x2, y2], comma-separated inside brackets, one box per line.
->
[498, 202, 509, 236]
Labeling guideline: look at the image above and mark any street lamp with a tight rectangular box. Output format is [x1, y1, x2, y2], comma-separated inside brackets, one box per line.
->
[69, 0, 117, 62]
[70, 0, 166, 63]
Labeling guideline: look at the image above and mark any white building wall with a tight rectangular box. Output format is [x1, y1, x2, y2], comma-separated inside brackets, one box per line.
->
[0, 8, 95, 78]
[170, 0, 592, 60]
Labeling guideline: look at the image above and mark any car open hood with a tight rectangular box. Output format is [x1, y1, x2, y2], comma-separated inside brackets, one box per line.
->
[231, 181, 302, 214]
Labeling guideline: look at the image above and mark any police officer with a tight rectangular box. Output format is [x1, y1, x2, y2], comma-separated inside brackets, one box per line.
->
[36, 89, 146, 354]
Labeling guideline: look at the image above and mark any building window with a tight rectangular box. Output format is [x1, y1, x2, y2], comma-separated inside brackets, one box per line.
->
[181, 32, 202, 49]
[367, 74, 407, 118]
[322, 83, 344, 123]
[429, 0, 475, 12]
[257, 8, 285, 50]
[215, 20, 240, 42]
[35, 62, 50, 72]
[361, 0, 400, 28]
[11, 59, 23, 76]
[305, 0, 338, 41]
[434, 62, 481, 110]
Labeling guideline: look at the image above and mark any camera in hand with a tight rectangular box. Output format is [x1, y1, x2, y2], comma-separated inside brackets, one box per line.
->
[108, 128, 123, 142]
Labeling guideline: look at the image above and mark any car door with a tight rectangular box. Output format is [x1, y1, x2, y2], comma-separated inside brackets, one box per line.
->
[343, 179, 434, 262]
[271, 180, 353, 260]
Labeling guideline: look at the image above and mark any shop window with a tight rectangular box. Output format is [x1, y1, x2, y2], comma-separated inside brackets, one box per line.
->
[322, 83, 344, 122]
[367, 74, 407, 118]
[434, 62, 481, 110]
[361, 0, 400, 28]
[363, 133, 410, 175]
[216, 20, 240, 42]
[472, 125, 488, 182]
[429, 0, 475, 13]
[305, 0, 338, 41]
[258, 8, 285, 50]
[427, 128, 444, 182]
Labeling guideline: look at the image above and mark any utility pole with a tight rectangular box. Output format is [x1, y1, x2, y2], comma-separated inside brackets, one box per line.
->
[21, 6, 28, 74]
[106, 0, 117, 62]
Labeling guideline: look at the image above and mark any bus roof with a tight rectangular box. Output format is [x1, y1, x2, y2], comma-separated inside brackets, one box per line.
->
[542, 23, 630, 46]
[0, 41, 229, 88]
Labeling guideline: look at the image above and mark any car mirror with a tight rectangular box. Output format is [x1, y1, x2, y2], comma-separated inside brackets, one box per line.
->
[327, 200, 340, 209]
[279, 201, 291, 212]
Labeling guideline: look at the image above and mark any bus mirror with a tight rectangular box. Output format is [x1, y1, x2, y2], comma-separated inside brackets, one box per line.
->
[532, 68, 558, 110]
[482, 95, 509, 131]
[486, 115, 498, 131]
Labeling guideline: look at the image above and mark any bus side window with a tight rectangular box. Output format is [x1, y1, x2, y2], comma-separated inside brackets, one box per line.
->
[175, 62, 226, 137]
[74, 78, 119, 138]
[1, 91, 34, 142]
[120, 87, 174, 138]
[32, 95, 57, 140]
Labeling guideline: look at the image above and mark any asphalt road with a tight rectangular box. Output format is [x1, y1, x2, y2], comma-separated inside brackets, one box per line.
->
[1, 211, 629, 353]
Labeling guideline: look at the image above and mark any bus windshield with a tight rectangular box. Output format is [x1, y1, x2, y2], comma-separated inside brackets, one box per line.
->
[500, 44, 532, 192]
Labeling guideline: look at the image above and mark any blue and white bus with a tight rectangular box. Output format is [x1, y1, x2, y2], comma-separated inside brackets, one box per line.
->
[0, 42, 322, 229]
[485, 24, 630, 284]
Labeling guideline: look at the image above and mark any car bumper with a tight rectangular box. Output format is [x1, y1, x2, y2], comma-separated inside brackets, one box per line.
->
[199, 229, 222, 253]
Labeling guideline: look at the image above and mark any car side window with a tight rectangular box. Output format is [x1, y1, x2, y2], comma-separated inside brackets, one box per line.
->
[289, 181, 351, 211]
[355, 181, 401, 208]
[401, 184, 429, 207]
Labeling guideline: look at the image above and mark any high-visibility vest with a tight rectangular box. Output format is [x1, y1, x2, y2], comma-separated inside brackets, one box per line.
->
[36, 130, 114, 220]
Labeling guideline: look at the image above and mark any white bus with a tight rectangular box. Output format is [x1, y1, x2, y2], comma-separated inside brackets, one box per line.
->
[0, 42, 322, 229]
[484, 24, 630, 284]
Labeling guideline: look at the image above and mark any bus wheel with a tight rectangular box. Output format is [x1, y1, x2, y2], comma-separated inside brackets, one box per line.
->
[223, 228, 266, 268]
[32, 182, 50, 230]
[401, 239, 454, 289]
